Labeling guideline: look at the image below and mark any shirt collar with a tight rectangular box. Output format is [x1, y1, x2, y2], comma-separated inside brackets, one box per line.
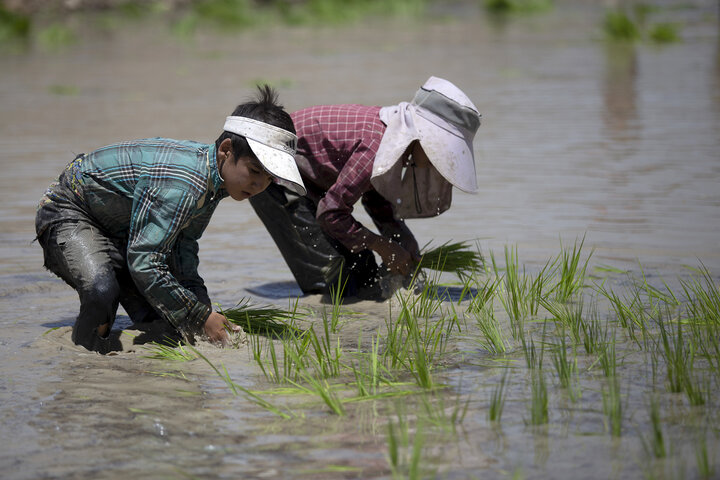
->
[206, 143, 229, 200]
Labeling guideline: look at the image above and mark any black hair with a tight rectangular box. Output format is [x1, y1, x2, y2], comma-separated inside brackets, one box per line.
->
[215, 84, 296, 163]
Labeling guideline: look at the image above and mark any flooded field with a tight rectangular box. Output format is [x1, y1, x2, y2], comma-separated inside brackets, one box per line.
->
[1, 1, 719, 478]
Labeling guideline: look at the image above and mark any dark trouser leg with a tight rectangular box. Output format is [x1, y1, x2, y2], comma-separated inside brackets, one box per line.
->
[39, 221, 126, 353]
[249, 184, 379, 296]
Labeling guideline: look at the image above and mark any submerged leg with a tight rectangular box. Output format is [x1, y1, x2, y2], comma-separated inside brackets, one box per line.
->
[250, 184, 345, 294]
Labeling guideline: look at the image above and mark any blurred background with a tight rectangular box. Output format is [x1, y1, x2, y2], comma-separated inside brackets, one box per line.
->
[1, 1, 719, 478]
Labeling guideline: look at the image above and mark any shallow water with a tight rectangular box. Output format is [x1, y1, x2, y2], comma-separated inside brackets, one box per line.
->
[1, 1, 719, 479]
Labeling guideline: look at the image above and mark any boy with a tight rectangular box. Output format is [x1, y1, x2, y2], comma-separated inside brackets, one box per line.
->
[35, 86, 305, 353]
[249, 76, 481, 299]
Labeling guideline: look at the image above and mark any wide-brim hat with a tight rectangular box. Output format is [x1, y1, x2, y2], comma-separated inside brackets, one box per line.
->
[410, 76, 481, 194]
[223, 116, 306, 195]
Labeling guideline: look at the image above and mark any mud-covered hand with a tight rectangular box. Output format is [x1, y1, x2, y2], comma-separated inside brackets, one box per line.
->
[203, 311, 241, 346]
[372, 237, 414, 276]
[396, 230, 421, 265]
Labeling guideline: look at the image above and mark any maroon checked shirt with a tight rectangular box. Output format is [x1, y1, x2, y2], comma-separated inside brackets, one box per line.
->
[291, 104, 403, 253]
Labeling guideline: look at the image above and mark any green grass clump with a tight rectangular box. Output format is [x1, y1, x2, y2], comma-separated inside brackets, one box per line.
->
[277, 0, 427, 26]
[0, 6, 30, 43]
[603, 8, 641, 41]
[36, 23, 77, 50]
[603, 6, 683, 44]
[648, 23, 680, 43]
[192, 0, 254, 29]
[484, 0, 553, 14]
[143, 339, 197, 361]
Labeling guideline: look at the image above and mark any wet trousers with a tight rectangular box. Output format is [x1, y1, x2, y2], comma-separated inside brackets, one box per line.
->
[38, 220, 162, 353]
[249, 184, 380, 298]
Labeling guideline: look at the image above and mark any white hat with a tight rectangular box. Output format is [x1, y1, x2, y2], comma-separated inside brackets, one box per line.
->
[411, 76, 481, 194]
[370, 77, 481, 219]
[223, 116, 306, 196]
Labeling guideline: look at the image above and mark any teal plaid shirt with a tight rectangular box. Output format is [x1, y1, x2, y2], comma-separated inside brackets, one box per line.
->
[36, 138, 228, 332]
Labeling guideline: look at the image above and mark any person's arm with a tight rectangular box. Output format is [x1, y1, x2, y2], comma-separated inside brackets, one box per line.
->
[126, 185, 238, 343]
[173, 208, 214, 306]
[317, 155, 416, 276]
[362, 190, 420, 275]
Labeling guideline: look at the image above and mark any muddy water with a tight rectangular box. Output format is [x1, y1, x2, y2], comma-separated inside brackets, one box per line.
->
[1, 2, 719, 479]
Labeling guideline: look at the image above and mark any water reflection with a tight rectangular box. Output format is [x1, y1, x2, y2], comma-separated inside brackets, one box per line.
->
[602, 42, 639, 147]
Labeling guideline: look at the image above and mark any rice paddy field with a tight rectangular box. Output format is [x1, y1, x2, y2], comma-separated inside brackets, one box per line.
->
[1, 1, 719, 478]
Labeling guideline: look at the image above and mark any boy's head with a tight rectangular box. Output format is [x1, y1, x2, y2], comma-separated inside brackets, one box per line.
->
[216, 85, 305, 197]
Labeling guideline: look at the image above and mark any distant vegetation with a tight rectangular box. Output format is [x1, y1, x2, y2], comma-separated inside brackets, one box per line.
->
[0, 0, 431, 49]
[603, 3, 682, 44]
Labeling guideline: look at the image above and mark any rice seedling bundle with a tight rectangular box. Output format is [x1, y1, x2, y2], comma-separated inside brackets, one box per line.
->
[221, 298, 304, 338]
[418, 241, 483, 276]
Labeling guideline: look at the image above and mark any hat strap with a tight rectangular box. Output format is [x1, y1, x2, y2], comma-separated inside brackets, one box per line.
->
[412, 88, 481, 134]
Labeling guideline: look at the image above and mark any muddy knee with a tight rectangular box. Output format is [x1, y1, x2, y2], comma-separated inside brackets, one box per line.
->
[72, 273, 121, 350]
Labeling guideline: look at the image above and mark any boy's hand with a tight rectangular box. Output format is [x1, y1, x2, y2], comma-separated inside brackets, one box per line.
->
[203, 311, 241, 346]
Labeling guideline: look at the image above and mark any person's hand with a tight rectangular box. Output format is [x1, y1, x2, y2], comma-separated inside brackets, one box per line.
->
[373, 237, 414, 276]
[397, 231, 421, 265]
[203, 311, 241, 346]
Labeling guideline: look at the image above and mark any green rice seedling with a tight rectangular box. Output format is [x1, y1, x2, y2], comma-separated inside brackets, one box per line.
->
[680, 264, 720, 373]
[302, 317, 343, 379]
[419, 389, 469, 434]
[222, 298, 304, 338]
[519, 321, 546, 370]
[580, 306, 607, 356]
[288, 372, 346, 416]
[470, 301, 507, 355]
[598, 334, 617, 379]
[467, 275, 499, 313]
[387, 417, 428, 480]
[492, 246, 530, 339]
[187, 343, 293, 419]
[635, 263, 681, 309]
[406, 318, 434, 389]
[602, 376, 623, 437]
[143, 339, 197, 362]
[551, 333, 578, 401]
[551, 236, 593, 303]
[349, 334, 402, 397]
[527, 369, 549, 426]
[488, 370, 509, 423]
[681, 264, 720, 325]
[655, 310, 693, 394]
[405, 268, 447, 322]
[540, 298, 583, 346]
[528, 258, 554, 317]
[695, 426, 715, 479]
[640, 396, 666, 458]
[383, 312, 412, 371]
[324, 269, 348, 334]
[418, 240, 483, 279]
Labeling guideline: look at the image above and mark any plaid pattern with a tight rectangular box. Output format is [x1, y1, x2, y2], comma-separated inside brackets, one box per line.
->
[36, 138, 227, 332]
[292, 104, 402, 252]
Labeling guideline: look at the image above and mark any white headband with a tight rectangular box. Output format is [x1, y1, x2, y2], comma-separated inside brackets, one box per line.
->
[222, 116, 305, 196]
